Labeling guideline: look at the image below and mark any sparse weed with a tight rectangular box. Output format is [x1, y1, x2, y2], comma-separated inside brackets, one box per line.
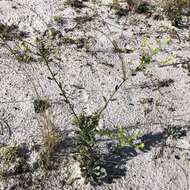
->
[0, 26, 127, 182]
[73, 114, 144, 184]
[161, 0, 189, 26]
[0, 18, 151, 184]
[140, 36, 159, 65]
[65, 0, 86, 9]
[73, 114, 106, 183]
[0, 20, 147, 184]
[99, 125, 144, 150]
[134, 35, 175, 73]
[2, 145, 20, 164]
[33, 99, 51, 114]
[0, 144, 29, 176]
[0, 0, 189, 187]
[112, 0, 151, 15]
[164, 126, 186, 139]
[1, 20, 180, 185]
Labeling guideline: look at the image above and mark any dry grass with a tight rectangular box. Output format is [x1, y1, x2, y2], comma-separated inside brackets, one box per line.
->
[38, 110, 59, 169]
[41, 110, 59, 155]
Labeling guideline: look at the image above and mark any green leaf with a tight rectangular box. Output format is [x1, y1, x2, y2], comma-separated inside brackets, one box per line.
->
[135, 143, 145, 150]
[47, 76, 53, 80]
[127, 132, 144, 150]
[103, 96, 107, 103]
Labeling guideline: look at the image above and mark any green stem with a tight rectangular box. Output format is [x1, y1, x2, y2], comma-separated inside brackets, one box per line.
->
[40, 52, 79, 120]
[97, 79, 125, 116]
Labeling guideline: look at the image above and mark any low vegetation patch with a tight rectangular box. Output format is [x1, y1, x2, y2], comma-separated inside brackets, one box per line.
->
[161, 0, 190, 26]
[0, 0, 189, 187]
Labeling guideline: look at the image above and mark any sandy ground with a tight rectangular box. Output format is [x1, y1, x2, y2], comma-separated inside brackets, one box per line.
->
[0, 0, 190, 189]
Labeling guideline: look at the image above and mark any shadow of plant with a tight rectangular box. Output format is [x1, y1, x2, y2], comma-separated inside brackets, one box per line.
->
[51, 132, 137, 185]
[1, 123, 188, 187]
[100, 147, 128, 184]
[49, 134, 126, 184]
[141, 131, 166, 151]
[141, 125, 187, 152]
[100, 125, 188, 184]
